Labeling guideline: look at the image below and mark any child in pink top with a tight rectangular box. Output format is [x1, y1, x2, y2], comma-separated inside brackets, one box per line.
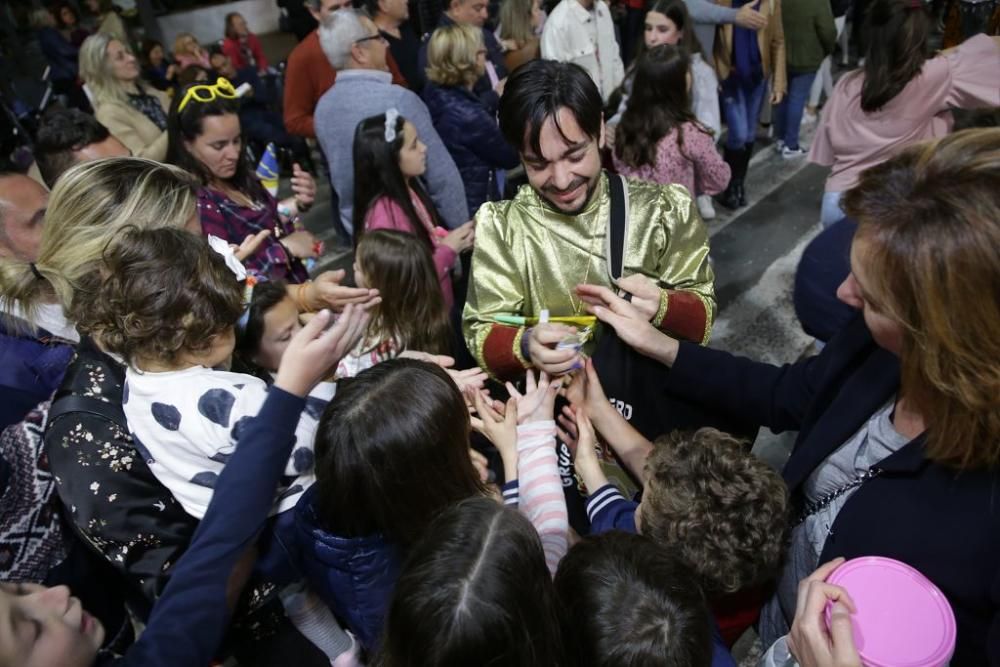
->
[613, 44, 730, 200]
[809, 0, 999, 225]
[354, 111, 476, 308]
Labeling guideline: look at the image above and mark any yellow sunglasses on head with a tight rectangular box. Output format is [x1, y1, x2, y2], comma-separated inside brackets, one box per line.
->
[177, 78, 238, 112]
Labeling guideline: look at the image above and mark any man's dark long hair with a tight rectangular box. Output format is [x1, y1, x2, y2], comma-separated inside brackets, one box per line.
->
[855, 0, 931, 113]
[498, 59, 603, 155]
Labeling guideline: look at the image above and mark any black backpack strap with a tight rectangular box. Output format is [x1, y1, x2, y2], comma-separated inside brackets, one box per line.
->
[48, 394, 127, 430]
[605, 172, 629, 282]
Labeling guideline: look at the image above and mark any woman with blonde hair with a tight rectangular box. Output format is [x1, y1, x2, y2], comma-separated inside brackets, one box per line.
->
[423, 24, 519, 215]
[577, 128, 1000, 665]
[172, 32, 212, 71]
[78, 32, 169, 160]
[497, 0, 543, 71]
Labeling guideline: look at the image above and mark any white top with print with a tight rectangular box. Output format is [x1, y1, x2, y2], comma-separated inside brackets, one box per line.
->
[123, 365, 321, 519]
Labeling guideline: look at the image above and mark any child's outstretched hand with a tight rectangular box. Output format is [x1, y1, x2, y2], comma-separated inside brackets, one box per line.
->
[505, 369, 560, 424]
[557, 406, 606, 491]
[471, 392, 518, 475]
[275, 305, 370, 397]
[562, 357, 611, 420]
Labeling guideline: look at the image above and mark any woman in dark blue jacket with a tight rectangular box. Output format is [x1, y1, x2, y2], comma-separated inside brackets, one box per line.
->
[423, 24, 519, 215]
[576, 129, 1000, 666]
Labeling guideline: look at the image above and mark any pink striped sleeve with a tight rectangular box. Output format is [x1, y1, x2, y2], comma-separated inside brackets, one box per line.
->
[516, 421, 568, 576]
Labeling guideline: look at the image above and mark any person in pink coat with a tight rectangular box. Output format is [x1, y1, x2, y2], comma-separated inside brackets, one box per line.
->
[353, 110, 476, 308]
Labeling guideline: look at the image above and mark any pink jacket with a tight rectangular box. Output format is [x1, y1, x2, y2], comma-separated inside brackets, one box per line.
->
[810, 33, 1000, 193]
[613, 122, 731, 198]
[363, 195, 456, 308]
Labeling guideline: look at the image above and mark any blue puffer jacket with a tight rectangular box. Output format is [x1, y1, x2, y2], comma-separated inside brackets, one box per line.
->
[422, 83, 520, 215]
[294, 485, 401, 651]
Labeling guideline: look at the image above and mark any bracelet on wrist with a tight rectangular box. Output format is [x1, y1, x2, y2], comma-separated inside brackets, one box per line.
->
[294, 281, 314, 312]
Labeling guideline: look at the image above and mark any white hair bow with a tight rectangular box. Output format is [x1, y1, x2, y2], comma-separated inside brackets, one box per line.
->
[385, 107, 400, 142]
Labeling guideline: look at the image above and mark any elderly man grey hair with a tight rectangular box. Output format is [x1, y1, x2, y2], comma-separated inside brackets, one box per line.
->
[319, 8, 372, 69]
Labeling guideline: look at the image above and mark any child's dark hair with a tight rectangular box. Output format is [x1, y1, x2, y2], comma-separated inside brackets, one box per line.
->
[377, 497, 565, 667]
[234, 279, 289, 374]
[641, 428, 789, 596]
[554, 531, 712, 667]
[351, 112, 442, 247]
[616, 44, 704, 169]
[637, 0, 704, 60]
[89, 227, 243, 366]
[313, 359, 487, 547]
[166, 85, 264, 199]
[356, 230, 451, 355]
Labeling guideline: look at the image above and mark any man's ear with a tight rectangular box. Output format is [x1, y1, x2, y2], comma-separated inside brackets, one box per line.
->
[350, 42, 366, 67]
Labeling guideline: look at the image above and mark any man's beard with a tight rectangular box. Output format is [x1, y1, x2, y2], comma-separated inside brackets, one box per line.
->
[539, 173, 600, 216]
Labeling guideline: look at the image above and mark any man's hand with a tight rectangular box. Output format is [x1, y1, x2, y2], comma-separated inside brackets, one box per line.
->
[527, 323, 582, 376]
[735, 3, 768, 29]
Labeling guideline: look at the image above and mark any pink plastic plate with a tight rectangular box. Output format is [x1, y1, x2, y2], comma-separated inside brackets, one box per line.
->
[825, 556, 956, 667]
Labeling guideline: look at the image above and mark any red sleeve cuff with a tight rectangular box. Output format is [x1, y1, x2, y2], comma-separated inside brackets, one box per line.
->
[482, 325, 528, 380]
[659, 291, 708, 343]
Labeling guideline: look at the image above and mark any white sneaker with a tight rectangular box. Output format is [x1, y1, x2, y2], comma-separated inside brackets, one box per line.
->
[801, 110, 818, 125]
[781, 146, 807, 159]
[696, 194, 716, 220]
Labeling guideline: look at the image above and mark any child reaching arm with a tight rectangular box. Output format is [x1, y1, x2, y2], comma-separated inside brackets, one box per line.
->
[471, 370, 569, 575]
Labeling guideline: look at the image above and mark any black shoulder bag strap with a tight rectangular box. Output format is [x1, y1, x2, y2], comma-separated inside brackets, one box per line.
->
[605, 171, 629, 283]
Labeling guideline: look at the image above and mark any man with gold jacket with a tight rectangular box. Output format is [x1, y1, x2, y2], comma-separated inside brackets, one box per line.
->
[463, 59, 716, 381]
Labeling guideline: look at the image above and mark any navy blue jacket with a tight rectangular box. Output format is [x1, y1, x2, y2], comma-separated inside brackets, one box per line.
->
[664, 314, 1000, 665]
[102, 388, 306, 667]
[418, 15, 508, 114]
[422, 83, 519, 214]
[37, 27, 80, 82]
[0, 319, 74, 431]
[294, 485, 401, 651]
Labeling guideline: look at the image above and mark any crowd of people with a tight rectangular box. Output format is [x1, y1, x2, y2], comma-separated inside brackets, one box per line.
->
[1, 0, 999, 665]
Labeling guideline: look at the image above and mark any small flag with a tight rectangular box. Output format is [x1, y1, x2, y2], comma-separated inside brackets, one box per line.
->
[255, 142, 280, 196]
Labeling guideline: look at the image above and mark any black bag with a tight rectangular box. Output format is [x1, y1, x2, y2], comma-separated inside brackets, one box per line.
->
[590, 173, 758, 445]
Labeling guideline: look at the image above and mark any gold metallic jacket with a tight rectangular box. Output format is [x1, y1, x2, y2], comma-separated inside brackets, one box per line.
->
[463, 173, 716, 379]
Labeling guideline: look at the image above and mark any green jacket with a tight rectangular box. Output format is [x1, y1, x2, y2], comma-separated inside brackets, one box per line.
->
[781, 0, 837, 72]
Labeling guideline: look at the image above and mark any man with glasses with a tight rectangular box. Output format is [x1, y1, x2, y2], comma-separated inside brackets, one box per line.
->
[314, 9, 469, 235]
[284, 0, 408, 138]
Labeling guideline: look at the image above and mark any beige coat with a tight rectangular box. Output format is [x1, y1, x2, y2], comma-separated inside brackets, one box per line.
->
[94, 86, 169, 161]
[713, 0, 787, 97]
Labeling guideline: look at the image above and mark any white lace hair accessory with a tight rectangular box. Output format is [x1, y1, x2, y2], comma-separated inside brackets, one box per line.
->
[385, 107, 400, 142]
[207, 234, 248, 281]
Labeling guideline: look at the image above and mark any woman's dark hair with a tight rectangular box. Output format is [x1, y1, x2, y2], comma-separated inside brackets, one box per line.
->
[224, 12, 243, 40]
[377, 497, 565, 667]
[356, 230, 452, 355]
[313, 359, 487, 546]
[140, 38, 165, 66]
[499, 59, 603, 156]
[233, 278, 289, 376]
[53, 2, 80, 28]
[554, 532, 712, 667]
[616, 44, 703, 169]
[856, 0, 930, 112]
[351, 113, 441, 247]
[166, 84, 265, 199]
[89, 227, 244, 366]
[636, 0, 703, 62]
[175, 66, 212, 87]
